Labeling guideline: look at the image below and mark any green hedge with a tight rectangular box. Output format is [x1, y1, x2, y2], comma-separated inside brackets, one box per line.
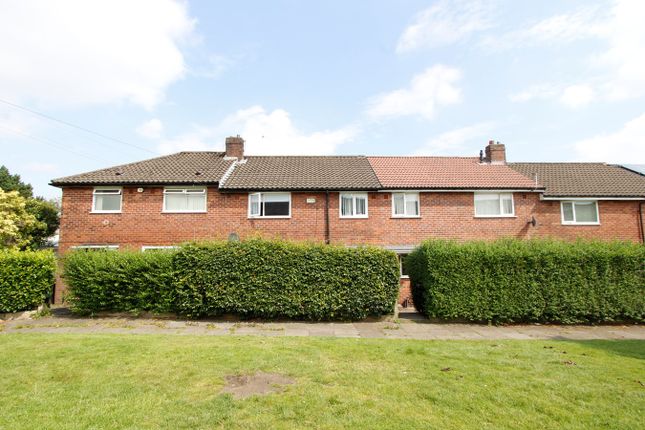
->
[174, 240, 400, 319]
[63, 240, 400, 320]
[0, 250, 56, 313]
[408, 239, 645, 324]
[63, 250, 175, 314]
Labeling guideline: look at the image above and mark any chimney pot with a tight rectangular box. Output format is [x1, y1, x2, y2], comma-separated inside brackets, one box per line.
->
[225, 136, 244, 160]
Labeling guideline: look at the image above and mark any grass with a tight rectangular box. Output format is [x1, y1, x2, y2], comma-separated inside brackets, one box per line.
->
[0, 334, 643, 429]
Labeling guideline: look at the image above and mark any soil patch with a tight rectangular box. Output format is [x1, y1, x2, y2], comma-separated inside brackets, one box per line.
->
[221, 372, 295, 399]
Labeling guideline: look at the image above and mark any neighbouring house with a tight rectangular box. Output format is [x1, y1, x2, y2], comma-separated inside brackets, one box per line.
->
[50, 137, 645, 305]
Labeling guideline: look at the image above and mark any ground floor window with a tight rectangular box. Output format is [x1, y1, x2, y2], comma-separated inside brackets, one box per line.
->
[561, 200, 599, 224]
[398, 254, 410, 278]
[70, 245, 119, 251]
[141, 246, 179, 252]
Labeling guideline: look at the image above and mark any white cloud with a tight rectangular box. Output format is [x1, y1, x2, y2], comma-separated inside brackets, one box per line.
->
[136, 119, 164, 139]
[0, 0, 195, 109]
[507, 1, 645, 105]
[157, 106, 359, 155]
[396, 0, 494, 53]
[573, 113, 645, 162]
[559, 85, 595, 108]
[366, 65, 462, 120]
[414, 122, 496, 156]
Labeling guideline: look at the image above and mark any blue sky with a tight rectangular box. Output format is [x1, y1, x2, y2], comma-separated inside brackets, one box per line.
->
[1, 0, 644, 199]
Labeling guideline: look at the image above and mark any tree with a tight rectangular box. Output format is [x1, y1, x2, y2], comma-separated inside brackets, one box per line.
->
[0, 189, 45, 250]
[0, 165, 33, 198]
[0, 166, 60, 249]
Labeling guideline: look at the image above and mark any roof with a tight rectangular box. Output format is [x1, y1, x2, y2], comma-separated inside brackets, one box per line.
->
[50, 152, 234, 186]
[367, 156, 541, 190]
[509, 163, 645, 197]
[221, 156, 381, 190]
[620, 164, 645, 176]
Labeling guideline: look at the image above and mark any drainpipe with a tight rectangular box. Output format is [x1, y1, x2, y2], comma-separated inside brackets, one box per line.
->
[639, 202, 645, 244]
[325, 191, 330, 244]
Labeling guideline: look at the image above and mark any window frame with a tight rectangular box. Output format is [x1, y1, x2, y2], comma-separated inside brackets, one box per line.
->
[162, 186, 207, 213]
[247, 192, 292, 219]
[91, 186, 122, 213]
[339, 192, 369, 219]
[474, 192, 515, 218]
[560, 200, 600, 225]
[141, 246, 179, 252]
[391, 192, 421, 218]
[70, 245, 119, 251]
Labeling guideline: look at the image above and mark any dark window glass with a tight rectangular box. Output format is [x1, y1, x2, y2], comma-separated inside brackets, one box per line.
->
[264, 201, 289, 216]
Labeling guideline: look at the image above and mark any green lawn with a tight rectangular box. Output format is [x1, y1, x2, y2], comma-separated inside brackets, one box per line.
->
[1, 334, 643, 429]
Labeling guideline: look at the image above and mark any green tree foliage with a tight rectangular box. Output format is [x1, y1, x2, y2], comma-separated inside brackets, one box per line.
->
[408, 239, 645, 324]
[0, 165, 59, 248]
[0, 165, 33, 198]
[0, 189, 45, 250]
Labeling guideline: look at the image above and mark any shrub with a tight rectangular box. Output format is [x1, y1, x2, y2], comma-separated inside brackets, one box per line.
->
[0, 249, 56, 312]
[63, 250, 176, 314]
[173, 240, 400, 319]
[408, 239, 645, 324]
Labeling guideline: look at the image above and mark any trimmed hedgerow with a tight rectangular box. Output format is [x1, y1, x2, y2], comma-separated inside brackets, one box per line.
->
[173, 240, 400, 320]
[0, 249, 56, 313]
[63, 250, 176, 314]
[408, 239, 645, 324]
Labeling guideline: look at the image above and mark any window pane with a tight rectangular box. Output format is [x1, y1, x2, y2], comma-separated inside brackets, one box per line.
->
[393, 193, 405, 215]
[400, 254, 409, 276]
[186, 193, 206, 211]
[264, 201, 289, 216]
[405, 194, 419, 216]
[249, 194, 260, 216]
[341, 195, 353, 216]
[165, 194, 186, 211]
[562, 202, 574, 222]
[501, 194, 513, 215]
[574, 202, 598, 223]
[475, 194, 500, 216]
[95, 194, 121, 211]
[263, 193, 289, 203]
[355, 195, 366, 215]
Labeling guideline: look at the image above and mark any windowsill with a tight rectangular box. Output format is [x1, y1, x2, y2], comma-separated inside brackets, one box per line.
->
[340, 216, 369, 219]
[391, 215, 421, 219]
[248, 216, 291, 219]
[162, 210, 207, 214]
[561, 222, 600, 226]
[474, 215, 517, 218]
[90, 211, 122, 214]
[400, 275, 410, 279]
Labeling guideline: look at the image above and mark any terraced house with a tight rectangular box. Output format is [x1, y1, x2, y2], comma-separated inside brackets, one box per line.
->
[51, 137, 645, 304]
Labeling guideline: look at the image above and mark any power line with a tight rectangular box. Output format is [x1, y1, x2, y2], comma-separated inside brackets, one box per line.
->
[0, 98, 156, 155]
[0, 124, 105, 163]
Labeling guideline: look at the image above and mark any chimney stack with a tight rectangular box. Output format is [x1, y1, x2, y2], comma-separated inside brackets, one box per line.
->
[225, 135, 244, 160]
[484, 140, 506, 164]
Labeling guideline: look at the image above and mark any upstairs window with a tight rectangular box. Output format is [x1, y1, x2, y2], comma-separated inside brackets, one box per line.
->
[561, 201, 599, 225]
[249, 192, 291, 218]
[392, 192, 420, 217]
[92, 187, 122, 213]
[474, 193, 514, 217]
[340, 193, 368, 218]
[163, 187, 207, 212]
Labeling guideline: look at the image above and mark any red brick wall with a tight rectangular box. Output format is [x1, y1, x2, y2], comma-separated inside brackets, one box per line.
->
[55, 187, 644, 303]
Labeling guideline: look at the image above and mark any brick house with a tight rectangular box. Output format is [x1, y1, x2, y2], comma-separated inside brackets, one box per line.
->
[51, 137, 645, 304]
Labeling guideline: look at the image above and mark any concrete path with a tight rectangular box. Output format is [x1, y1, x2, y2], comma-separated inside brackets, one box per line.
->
[1, 308, 643, 340]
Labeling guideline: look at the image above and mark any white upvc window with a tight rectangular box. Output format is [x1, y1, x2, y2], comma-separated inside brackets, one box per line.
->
[561, 200, 600, 225]
[92, 187, 122, 213]
[141, 246, 179, 252]
[71, 245, 119, 251]
[163, 187, 207, 213]
[392, 192, 420, 217]
[339, 193, 368, 218]
[248, 192, 291, 218]
[474, 193, 515, 217]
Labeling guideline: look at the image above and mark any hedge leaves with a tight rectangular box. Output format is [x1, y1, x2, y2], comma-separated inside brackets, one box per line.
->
[0, 249, 56, 313]
[408, 239, 645, 323]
